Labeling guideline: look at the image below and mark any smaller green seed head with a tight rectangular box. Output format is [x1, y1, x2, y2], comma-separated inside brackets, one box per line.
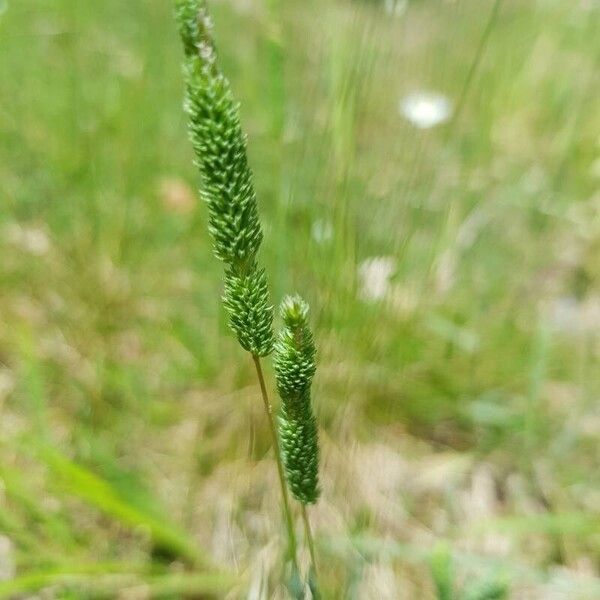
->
[281, 295, 309, 327]
[275, 295, 320, 505]
[279, 394, 320, 505]
[274, 296, 316, 399]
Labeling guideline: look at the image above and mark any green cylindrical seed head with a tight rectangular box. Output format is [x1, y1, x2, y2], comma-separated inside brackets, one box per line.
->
[275, 296, 320, 505]
[175, 0, 264, 272]
[279, 393, 320, 504]
[175, 0, 274, 356]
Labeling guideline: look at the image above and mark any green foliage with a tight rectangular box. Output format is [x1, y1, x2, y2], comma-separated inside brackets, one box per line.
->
[275, 296, 320, 505]
[175, 0, 273, 355]
[41, 448, 212, 569]
[430, 542, 455, 600]
[0, 566, 235, 598]
[430, 542, 508, 600]
[463, 579, 509, 600]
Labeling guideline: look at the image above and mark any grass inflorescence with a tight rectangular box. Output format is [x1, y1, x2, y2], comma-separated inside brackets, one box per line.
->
[175, 0, 323, 591]
[275, 295, 320, 506]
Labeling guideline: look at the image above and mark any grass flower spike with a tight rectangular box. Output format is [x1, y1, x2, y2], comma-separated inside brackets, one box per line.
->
[175, 0, 300, 579]
[175, 0, 273, 356]
[275, 295, 320, 505]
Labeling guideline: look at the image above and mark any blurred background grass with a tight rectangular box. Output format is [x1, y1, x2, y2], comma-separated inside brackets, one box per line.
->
[0, 0, 599, 597]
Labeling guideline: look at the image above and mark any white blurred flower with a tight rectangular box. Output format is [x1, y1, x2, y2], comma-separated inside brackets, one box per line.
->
[547, 296, 600, 335]
[549, 296, 581, 333]
[311, 219, 333, 244]
[358, 256, 395, 301]
[5, 223, 50, 256]
[385, 0, 408, 16]
[399, 91, 453, 129]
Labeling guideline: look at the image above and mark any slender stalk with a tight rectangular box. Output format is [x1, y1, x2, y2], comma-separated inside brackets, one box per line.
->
[252, 354, 298, 569]
[301, 503, 317, 576]
[450, 0, 502, 127]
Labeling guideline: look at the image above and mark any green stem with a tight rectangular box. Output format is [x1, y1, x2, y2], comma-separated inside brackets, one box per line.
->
[251, 354, 298, 569]
[450, 0, 502, 127]
[301, 503, 317, 575]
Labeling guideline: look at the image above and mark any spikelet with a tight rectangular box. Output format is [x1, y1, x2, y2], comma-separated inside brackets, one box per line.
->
[175, 0, 273, 355]
[223, 264, 274, 357]
[274, 296, 320, 505]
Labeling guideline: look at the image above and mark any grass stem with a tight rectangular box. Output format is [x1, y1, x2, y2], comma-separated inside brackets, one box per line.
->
[301, 503, 317, 576]
[451, 0, 502, 126]
[251, 354, 298, 570]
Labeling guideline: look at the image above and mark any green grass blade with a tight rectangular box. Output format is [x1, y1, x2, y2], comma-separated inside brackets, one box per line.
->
[39, 448, 213, 568]
[0, 564, 235, 598]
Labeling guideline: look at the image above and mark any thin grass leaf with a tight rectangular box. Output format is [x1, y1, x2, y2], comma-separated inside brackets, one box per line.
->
[472, 512, 600, 541]
[0, 464, 79, 553]
[0, 564, 235, 598]
[0, 563, 141, 598]
[38, 448, 213, 568]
